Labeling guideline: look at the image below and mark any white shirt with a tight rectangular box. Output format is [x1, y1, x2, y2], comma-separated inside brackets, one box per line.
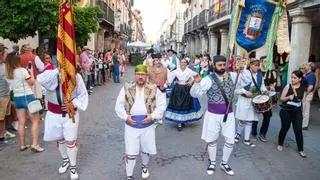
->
[6, 68, 34, 97]
[115, 86, 167, 121]
[169, 56, 180, 69]
[235, 69, 267, 95]
[168, 68, 197, 84]
[190, 72, 241, 98]
[34, 56, 45, 72]
[37, 68, 89, 111]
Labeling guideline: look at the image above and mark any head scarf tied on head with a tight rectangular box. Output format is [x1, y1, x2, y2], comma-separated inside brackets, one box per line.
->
[135, 64, 148, 73]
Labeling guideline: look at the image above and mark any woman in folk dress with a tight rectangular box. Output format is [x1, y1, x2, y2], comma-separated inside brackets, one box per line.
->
[165, 58, 203, 131]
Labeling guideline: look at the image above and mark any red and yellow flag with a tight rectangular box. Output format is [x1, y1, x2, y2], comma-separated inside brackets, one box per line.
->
[214, 0, 221, 15]
[57, 0, 77, 122]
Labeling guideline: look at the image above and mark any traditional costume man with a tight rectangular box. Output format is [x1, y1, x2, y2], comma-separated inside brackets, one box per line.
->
[235, 58, 267, 147]
[115, 65, 166, 180]
[37, 67, 88, 180]
[190, 55, 244, 176]
[148, 53, 168, 124]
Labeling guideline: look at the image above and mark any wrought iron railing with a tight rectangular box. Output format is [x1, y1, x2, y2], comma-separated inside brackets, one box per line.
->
[192, 15, 198, 31]
[198, 9, 208, 28]
[97, 0, 115, 25]
[208, 0, 231, 23]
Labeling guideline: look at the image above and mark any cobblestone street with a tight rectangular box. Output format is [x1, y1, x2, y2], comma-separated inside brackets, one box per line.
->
[1, 66, 320, 180]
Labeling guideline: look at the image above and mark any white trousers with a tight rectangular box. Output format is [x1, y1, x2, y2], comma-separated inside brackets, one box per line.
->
[302, 92, 314, 128]
[43, 111, 79, 141]
[125, 124, 157, 155]
[201, 111, 235, 144]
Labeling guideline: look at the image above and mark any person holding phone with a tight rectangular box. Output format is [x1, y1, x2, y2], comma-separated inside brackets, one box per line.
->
[5, 54, 44, 152]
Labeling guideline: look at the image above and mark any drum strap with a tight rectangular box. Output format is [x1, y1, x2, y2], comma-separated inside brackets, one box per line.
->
[250, 70, 261, 93]
[210, 73, 229, 113]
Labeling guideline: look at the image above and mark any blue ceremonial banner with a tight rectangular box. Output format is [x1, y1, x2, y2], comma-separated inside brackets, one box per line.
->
[235, 0, 277, 54]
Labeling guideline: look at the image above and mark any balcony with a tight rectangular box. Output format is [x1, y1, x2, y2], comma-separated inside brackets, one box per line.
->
[198, 9, 208, 28]
[192, 15, 198, 31]
[120, 24, 132, 36]
[97, 0, 115, 26]
[208, 0, 230, 23]
[184, 23, 188, 34]
[187, 20, 192, 33]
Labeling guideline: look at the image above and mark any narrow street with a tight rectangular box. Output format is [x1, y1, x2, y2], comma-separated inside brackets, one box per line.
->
[1, 66, 320, 180]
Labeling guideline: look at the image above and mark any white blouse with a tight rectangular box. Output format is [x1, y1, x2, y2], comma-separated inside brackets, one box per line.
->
[168, 68, 197, 85]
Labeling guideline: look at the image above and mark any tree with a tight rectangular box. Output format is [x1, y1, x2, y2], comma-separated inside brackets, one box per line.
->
[0, 0, 58, 42]
[74, 6, 99, 48]
[0, 0, 99, 48]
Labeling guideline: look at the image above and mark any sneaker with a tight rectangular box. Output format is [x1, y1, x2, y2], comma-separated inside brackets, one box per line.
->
[220, 163, 235, 176]
[177, 124, 183, 131]
[206, 160, 216, 175]
[58, 158, 70, 174]
[141, 166, 150, 179]
[126, 176, 134, 180]
[234, 133, 241, 143]
[258, 134, 267, 142]
[70, 166, 78, 180]
[243, 140, 256, 147]
[5, 131, 16, 138]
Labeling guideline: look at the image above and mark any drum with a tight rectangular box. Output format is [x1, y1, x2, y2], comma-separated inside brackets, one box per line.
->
[252, 95, 271, 113]
[268, 91, 278, 107]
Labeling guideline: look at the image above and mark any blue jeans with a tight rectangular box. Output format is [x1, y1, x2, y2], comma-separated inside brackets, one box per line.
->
[112, 64, 120, 83]
[86, 74, 92, 90]
[14, 95, 36, 109]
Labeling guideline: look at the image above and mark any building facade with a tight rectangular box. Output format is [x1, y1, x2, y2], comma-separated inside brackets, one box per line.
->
[131, 9, 146, 42]
[158, 0, 187, 53]
[179, 0, 320, 78]
[1, 0, 135, 52]
[93, 0, 133, 51]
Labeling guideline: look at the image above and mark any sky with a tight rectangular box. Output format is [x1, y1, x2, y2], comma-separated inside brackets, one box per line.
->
[133, 0, 170, 43]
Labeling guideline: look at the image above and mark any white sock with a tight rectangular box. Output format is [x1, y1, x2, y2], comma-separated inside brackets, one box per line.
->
[141, 152, 150, 167]
[126, 156, 136, 177]
[57, 141, 68, 159]
[244, 122, 252, 141]
[66, 142, 78, 166]
[236, 121, 245, 135]
[222, 143, 233, 163]
[207, 143, 217, 162]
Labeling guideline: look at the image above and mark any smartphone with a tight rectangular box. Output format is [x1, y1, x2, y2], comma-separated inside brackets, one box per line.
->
[28, 61, 32, 69]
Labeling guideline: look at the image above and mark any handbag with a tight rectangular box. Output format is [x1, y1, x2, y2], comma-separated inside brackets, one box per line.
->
[23, 82, 42, 113]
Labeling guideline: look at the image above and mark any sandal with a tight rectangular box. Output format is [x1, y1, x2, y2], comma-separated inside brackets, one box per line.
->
[31, 144, 44, 153]
[298, 151, 307, 158]
[20, 145, 30, 151]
